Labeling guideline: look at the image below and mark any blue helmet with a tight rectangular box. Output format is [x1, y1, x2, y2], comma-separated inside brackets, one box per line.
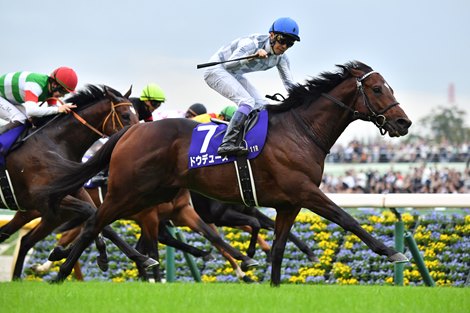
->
[269, 17, 300, 41]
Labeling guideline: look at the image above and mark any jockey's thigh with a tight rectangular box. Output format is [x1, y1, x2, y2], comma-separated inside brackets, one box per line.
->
[0, 97, 27, 123]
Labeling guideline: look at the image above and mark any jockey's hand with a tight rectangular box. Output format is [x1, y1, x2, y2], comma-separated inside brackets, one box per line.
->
[58, 103, 77, 114]
[255, 49, 269, 59]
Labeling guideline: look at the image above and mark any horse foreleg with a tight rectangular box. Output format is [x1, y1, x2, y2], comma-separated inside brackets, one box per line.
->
[101, 225, 157, 269]
[207, 224, 254, 283]
[215, 209, 261, 259]
[172, 206, 258, 271]
[160, 221, 214, 260]
[13, 219, 58, 280]
[255, 210, 318, 262]
[134, 214, 160, 282]
[0, 210, 41, 243]
[271, 207, 300, 287]
[94, 234, 109, 272]
[237, 226, 271, 263]
[72, 262, 84, 281]
[306, 194, 408, 262]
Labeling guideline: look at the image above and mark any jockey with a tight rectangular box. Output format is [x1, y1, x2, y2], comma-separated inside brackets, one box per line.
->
[203, 17, 300, 156]
[0, 67, 78, 134]
[184, 103, 207, 119]
[130, 83, 166, 122]
[193, 105, 237, 123]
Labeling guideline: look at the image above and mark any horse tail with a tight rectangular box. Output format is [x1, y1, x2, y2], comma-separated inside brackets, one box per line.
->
[47, 126, 131, 211]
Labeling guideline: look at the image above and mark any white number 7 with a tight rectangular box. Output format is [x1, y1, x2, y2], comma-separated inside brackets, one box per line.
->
[197, 125, 218, 153]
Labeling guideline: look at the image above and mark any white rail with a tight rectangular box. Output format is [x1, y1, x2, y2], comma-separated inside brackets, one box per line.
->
[325, 193, 470, 209]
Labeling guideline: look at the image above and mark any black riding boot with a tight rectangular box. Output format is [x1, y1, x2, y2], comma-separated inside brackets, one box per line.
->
[0, 121, 23, 135]
[217, 111, 248, 156]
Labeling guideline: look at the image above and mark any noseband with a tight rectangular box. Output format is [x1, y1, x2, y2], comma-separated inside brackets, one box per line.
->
[321, 71, 400, 135]
[72, 100, 133, 138]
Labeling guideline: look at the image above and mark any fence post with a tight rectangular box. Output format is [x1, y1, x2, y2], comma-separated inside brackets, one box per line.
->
[404, 231, 435, 286]
[165, 226, 176, 282]
[390, 208, 404, 286]
[174, 229, 201, 282]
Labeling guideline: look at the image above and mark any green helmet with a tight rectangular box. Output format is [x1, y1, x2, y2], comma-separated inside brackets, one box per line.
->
[140, 83, 166, 102]
[220, 105, 237, 121]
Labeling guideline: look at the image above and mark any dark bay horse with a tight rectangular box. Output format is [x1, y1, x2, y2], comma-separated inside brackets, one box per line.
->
[0, 85, 158, 278]
[46, 61, 412, 285]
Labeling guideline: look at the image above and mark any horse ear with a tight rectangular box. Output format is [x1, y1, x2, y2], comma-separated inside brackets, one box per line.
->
[103, 85, 121, 103]
[348, 67, 364, 78]
[124, 85, 132, 98]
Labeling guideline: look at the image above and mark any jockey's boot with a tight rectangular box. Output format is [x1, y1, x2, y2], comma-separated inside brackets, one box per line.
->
[0, 121, 23, 135]
[217, 111, 249, 157]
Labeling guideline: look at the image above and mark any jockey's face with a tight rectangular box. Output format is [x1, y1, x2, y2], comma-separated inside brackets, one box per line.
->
[49, 80, 69, 97]
[270, 33, 295, 55]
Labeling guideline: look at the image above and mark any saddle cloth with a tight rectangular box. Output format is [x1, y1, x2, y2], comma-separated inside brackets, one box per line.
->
[188, 109, 268, 169]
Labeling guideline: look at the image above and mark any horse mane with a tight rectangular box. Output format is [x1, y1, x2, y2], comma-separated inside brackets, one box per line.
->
[266, 60, 373, 112]
[31, 84, 122, 127]
[66, 84, 123, 111]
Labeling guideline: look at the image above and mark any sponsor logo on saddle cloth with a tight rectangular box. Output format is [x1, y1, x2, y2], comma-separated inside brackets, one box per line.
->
[188, 110, 268, 169]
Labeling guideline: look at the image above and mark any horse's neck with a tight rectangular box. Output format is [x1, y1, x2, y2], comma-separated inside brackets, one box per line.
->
[45, 110, 104, 160]
[301, 80, 358, 151]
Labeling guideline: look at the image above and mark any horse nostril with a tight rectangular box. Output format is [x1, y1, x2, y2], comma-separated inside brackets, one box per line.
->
[397, 118, 412, 129]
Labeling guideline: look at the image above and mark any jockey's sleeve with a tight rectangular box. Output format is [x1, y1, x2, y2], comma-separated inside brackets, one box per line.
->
[277, 56, 295, 90]
[22, 100, 60, 117]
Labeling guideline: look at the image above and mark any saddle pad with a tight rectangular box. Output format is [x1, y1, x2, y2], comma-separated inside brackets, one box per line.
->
[0, 124, 27, 167]
[188, 110, 268, 169]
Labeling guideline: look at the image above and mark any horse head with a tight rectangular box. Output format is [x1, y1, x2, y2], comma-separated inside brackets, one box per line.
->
[100, 85, 139, 135]
[346, 63, 412, 137]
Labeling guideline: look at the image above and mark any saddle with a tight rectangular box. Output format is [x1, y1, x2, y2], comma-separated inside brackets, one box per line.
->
[0, 122, 30, 210]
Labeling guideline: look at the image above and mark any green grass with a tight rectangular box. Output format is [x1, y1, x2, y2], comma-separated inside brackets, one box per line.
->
[0, 282, 468, 313]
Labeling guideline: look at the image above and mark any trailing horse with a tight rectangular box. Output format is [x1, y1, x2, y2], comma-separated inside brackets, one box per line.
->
[0, 85, 158, 279]
[46, 61, 412, 285]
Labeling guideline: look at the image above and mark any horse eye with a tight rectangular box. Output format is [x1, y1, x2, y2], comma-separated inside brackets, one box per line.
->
[121, 113, 130, 121]
[372, 86, 382, 94]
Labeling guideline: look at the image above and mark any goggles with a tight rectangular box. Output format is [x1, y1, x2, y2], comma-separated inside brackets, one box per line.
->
[274, 34, 295, 48]
[150, 100, 161, 109]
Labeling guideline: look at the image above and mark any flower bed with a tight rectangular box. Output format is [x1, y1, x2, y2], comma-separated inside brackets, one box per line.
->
[24, 210, 470, 286]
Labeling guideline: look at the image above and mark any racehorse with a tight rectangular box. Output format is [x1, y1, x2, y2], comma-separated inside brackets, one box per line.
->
[0, 84, 158, 279]
[45, 61, 412, 285]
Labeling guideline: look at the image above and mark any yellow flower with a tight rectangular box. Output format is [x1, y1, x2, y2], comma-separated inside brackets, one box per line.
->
[337, 277, 358, 285]
[361, 224, 374, 232]
[289, 275, 306, 283]
[201, 274, 217, 283]
[112, 277, 125, 283]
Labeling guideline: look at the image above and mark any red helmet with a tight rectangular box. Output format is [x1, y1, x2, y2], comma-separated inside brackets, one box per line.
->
[50, 67, 78, 92]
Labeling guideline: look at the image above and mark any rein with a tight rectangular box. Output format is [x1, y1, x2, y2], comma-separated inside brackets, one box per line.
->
[321, 71, 400, 135]
[72, 101, 132, 138]
[22, 99, 132, 142]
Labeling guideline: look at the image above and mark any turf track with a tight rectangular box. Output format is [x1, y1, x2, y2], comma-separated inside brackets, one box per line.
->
[1, 281, 468, 313]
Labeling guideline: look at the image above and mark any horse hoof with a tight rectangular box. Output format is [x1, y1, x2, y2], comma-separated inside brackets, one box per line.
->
[242, 275, 255, 283]
[143, 258, 159, 269]
[48, 247, 68, 261]
[388, 252, 409, 263]
[241, 258, 259, 272]
[97, 256, 109, 272]
[31, 264, 44, 273]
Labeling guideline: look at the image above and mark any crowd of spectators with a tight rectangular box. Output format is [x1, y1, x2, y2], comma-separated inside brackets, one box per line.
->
[321, 166, 470, 194]
[327, 139, 470, 163]
[320, 139, 470, 194]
